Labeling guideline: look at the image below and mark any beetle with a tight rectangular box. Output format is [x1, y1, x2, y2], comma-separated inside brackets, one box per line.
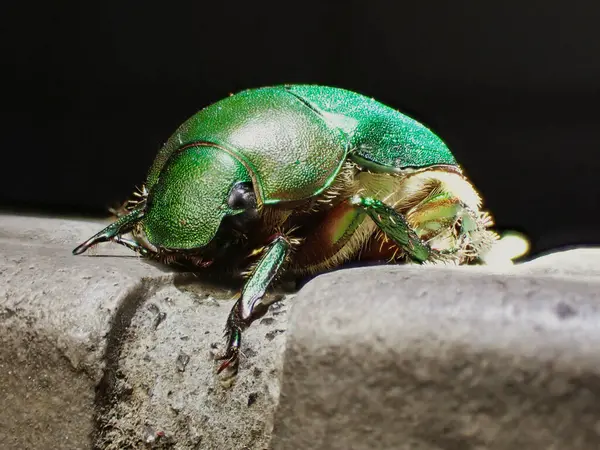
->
[73, 85, 497, 377]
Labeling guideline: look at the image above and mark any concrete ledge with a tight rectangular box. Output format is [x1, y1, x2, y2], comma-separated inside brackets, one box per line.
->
[271, 260, 600, 449]
[2, 213, 600, 449]
[0, 215, 166, 449]
[0, 214, 287, 449]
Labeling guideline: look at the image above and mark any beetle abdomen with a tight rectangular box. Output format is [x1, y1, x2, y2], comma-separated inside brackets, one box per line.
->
[289, 167, 496, 274]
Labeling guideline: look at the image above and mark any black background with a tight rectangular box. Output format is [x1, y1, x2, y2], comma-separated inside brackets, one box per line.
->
[2, 1, 599, 257]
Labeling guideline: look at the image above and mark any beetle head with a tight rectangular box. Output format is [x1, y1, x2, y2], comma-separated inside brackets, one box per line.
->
[141, 145, 254, 251]
[73, 144, 257, 258]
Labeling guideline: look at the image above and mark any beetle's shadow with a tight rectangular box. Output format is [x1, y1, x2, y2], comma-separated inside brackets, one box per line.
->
[171, 267, 298, 304]
[80, 252, 391, 299]
[293, 259, 392, 290]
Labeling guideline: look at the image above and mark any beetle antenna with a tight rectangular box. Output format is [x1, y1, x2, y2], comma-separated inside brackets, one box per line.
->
[72, 207, 145, 255]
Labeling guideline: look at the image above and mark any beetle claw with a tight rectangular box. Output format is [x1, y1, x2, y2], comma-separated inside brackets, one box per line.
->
[216, 351, 239, 374]
[215, 324, 242, 376]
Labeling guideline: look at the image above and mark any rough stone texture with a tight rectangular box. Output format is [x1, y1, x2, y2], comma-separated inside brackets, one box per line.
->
[0, 214, 288, 450]
[271, 253, 600, 450]
[0, 214, 164, 450]
[96, 281, 289, 450]
[518, 248, 600, 279]
[3, 212, 600, 450]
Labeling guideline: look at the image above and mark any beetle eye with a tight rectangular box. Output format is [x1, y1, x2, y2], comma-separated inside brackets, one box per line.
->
[227, 182, 256, 210]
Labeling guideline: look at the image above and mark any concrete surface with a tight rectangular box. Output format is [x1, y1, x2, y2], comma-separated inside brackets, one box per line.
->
[99, 278, 289, 450]
[271, 258, 600, 450]
[0, 214, 288, 450]
[1, 212, 600, 449]
[0, 214, 166, 450]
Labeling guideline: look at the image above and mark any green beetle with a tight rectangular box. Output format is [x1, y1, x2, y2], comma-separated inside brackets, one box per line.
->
[74, 85, 497, 376]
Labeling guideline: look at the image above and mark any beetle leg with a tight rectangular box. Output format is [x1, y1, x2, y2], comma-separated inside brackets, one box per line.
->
[113, 236, 150, 256]
[216, 234, 292, 376]
[349, 195, 432, 263]
[73, 207, 145, 255]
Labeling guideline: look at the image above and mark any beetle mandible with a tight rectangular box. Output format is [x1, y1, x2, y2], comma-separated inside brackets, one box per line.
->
[74, 85, 497, 376]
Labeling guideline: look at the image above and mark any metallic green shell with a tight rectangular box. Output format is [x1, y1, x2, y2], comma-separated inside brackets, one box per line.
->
[146, 85, 457, 204]
[147, 87, 348, 205]
[285, 85, 457, 172]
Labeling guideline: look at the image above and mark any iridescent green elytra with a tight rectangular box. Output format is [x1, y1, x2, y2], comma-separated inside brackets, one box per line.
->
[74, 85, 497, 378]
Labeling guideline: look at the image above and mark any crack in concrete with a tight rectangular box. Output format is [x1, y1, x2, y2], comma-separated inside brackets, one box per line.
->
[90, 268, 244, 448]
[93, 277, 163, 449]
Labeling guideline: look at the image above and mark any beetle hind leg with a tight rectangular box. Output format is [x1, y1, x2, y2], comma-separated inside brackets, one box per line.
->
[350, 196, 433, 262]
[406, 186, 498, 263]
[350, 185, 496, 265]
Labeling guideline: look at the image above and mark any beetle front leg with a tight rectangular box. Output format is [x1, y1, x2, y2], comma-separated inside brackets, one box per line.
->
[216, 234, 292, 376]
[349, 195, 432, 263]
